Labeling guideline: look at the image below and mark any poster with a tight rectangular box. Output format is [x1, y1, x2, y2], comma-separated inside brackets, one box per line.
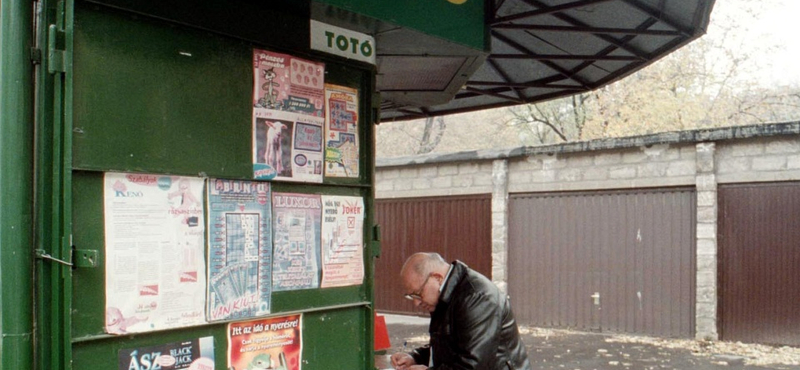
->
[252, 110, 324, 183]
[103, 173, 206, 334]
[207, 179, 273, 322]
[271, 192, 321, 291]
[253, 49, 324, 117]
[119, 336, 215, 370]
[227, 314, 302, 370]
[324, 84, 360, 178]
[252, 48, 325, 183]
[320, 195, 365, 288]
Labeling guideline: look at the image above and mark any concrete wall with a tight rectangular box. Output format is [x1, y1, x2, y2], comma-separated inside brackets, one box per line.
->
[375, 122, 800, 340]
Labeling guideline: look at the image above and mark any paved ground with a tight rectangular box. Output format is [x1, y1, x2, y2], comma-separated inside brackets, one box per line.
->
[382, 314, 800, 370]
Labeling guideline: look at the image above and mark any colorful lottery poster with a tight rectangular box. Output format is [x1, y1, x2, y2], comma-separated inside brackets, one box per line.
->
[271, 192, 322, 291]
[252, 109, 324, 183]
[119, 336, 215, 370]
[227, 314, 302, 370]
[206, 179, 273, 322]
[324, 84, 360, 178]
[253, 49, 324, 117]
[103, 172, 207, 334]
[320, 195, 365, 288]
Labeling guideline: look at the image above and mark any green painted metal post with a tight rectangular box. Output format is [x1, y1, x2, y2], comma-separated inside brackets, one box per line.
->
[0, 0, 35, 368]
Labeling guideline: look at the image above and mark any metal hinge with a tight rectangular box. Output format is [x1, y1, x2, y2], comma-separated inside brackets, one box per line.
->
[47, 24, 66, 74]
[35, 248, 98, 268]
[73, 249, 99, 268]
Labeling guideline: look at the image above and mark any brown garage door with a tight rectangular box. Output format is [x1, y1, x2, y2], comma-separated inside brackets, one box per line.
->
[719, 182, 800, 346]
[374, 195, 491, 315]
[509, 188, 696, 338]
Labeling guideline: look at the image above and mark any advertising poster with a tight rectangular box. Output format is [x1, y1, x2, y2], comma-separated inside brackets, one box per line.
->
[253, 49, 324, 117]
[320, 195, 365, 288]
[207, 179, 273, 322]
[103, 173, 206, 334]
[324, 84, 360, 178]
[119, 336, 215, 370]
[252, 106, 324, 183]
[227, 314, 302, 370]
[271, 192, 321, 291]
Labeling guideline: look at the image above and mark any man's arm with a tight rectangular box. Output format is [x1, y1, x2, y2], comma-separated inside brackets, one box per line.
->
[410, 345, 431, 365]
[391, 345, 430, 370]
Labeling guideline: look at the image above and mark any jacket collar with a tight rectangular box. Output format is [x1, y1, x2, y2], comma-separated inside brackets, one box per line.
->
[439, 260, 467, 304]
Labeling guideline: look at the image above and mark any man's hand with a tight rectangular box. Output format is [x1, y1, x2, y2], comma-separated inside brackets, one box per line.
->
[390, 353, 416, 370]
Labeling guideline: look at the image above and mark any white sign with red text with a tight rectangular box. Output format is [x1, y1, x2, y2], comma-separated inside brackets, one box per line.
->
[320, 195, 365, 288]
[103, 172, 207, 334]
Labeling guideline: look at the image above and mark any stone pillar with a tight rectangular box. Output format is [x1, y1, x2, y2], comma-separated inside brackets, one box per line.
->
[695, 142, 719, 340]
[491, 159, 509, 293]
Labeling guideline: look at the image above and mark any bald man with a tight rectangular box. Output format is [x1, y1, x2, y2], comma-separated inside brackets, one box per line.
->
[391, 252, 531, 370]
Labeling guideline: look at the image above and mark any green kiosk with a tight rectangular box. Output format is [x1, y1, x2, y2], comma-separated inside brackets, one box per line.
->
[0, 0, 488, 369]
[1, 0, 713, 368]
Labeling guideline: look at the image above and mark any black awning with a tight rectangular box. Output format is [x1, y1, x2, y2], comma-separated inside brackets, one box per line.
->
[380, 0, 715, 122]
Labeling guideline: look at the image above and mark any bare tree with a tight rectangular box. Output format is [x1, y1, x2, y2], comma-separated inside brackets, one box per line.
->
[505, 93, 589, 146]
[417, 116, 446, 155]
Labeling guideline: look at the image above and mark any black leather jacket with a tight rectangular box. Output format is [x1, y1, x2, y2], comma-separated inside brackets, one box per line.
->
[411, 261, 531, 370]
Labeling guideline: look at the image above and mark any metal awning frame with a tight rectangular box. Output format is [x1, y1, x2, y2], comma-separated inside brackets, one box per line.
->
[380, 0, 714, 121]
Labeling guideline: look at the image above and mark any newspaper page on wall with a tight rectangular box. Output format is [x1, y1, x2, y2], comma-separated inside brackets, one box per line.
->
[252, 48, 325, 183]
[323, 84, 359, 178]
[228, 314, 302, 370]
[119, 336, 215, 370]
[103, 173, 207, 334]
[320, 195, 365, 288]
[206, 179, 273, 322]
[271, 192, 321, 291]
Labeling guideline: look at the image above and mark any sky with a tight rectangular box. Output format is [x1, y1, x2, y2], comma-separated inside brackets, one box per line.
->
[716, 0, 800, 85]
[758, 1, 800, 84]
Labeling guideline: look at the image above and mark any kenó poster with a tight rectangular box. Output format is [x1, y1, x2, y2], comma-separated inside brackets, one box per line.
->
[103, 172, 206, 334]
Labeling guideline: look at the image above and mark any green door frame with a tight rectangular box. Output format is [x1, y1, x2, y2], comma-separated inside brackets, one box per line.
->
[31, 0, 75, 368]
[0, 0, 35, 368]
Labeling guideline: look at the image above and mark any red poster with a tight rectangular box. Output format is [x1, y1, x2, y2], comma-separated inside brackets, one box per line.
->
[228, 314, 302, 370]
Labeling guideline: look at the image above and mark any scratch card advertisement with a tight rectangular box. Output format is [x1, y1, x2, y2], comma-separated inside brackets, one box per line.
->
[253, 110, 324, 183]
[271, 193, 321, 291]
[207, 179, 273, 322]
[324, 84, 360, 178]
[253, 49, 324, 117]
[103, 173, 206, 334]
[320, 195, 365, 288]
[119, 336, 215, 370]
[228, 314, 302, 370]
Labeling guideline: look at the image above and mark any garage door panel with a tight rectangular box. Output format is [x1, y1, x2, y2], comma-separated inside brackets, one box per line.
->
[509, 188, 696, 338]
[374, 195, 492, 315]
[719, 183, 800, 346]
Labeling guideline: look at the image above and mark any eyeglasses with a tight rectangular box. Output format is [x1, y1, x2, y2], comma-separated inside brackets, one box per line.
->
[404, 274, 433, 301]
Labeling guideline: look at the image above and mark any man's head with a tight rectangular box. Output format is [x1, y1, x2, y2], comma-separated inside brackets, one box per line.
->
[400, 252, 451, 312]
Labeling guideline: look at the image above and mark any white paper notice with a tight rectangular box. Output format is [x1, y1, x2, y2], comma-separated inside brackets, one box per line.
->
[103, 172, 207, 334]
[320, 195, 364, 288]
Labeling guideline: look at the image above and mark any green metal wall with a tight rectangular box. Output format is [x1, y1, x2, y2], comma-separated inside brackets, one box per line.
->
[33, 1, 378, 368]
[0, 0, 35, 368]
